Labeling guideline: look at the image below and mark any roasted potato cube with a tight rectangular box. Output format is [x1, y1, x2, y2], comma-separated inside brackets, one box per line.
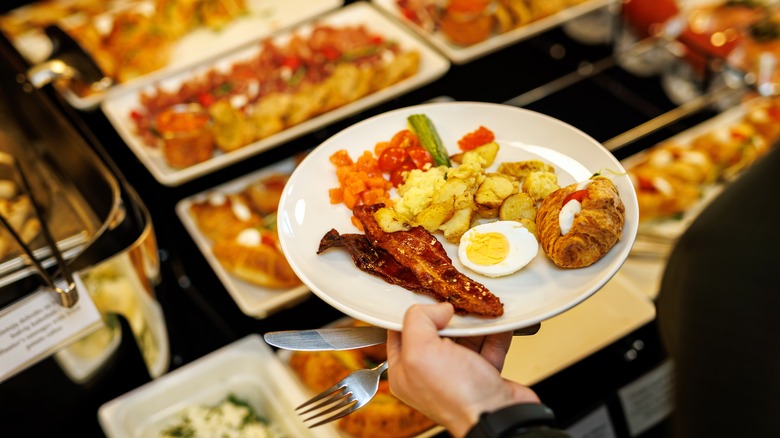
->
[374, 207, 410, 233]
[517, 218, 538, 241]
[476, 205, 499, 219]
[414, 202, 455, 233]
[440, 207, 476, 243]
[475, 173, 518, 209]
[497, 160, 554, 179]
[499, 192, 537, 222]
[522, 171, 559, 202]
[432, 177, 474, 210]
[450, 141, 500, 167]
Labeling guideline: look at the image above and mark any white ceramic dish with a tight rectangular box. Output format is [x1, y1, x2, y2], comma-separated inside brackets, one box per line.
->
[100, 2, 450, 186]
[98, 334, 340, 438]
[10, 0, 344, 110]
[277, 101, 639, 337]
[176, 156, 310, 319]
[371, 0, 615, 64]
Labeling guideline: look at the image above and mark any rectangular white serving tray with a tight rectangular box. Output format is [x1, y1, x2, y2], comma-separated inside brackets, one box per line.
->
[98, 334, 340, 438]
[11, 0, 344, 110]
[371, 0, 615, 64]
[101, 1, 451, 186]
[175, 155, 310, 319]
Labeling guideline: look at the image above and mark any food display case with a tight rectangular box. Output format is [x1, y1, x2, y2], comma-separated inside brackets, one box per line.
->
[0, 0, 776, 436]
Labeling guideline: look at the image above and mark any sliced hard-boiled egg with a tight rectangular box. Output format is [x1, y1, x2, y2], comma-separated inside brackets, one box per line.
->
[457, 221, 538, 278]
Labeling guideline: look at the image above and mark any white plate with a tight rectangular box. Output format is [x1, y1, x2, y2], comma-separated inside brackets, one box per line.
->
[372, 0, 615, 64]
[176, 156, 310, 319]
[98, 334, 340, 438]
[11, 0, 344, 110]
[277, 102, 639, 336]
[101, 2, 450, 186]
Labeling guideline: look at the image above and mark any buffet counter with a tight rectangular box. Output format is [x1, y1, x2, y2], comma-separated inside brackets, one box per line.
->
[0, 0, 761, 436]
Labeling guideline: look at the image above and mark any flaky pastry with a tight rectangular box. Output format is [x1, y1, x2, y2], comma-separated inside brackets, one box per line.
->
[536, 177, 625, 268]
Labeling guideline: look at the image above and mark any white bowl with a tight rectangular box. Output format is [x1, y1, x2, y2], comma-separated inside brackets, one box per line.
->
[98, 334, 339, 438]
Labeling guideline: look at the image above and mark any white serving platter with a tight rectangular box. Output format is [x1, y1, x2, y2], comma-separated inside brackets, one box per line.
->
[101, 1, 450, 186]
[175, 155, 311, 319]
[9, 0, 344, 110]
[371, 0, 615, 64]
[98, 334, 340, 438]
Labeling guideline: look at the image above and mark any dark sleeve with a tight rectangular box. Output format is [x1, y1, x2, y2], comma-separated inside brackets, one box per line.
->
[656, 144, 780, 436]
[506, 426, 572, 437]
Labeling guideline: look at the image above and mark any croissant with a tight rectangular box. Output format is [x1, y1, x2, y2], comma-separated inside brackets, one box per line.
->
[536, 176, 625, 268]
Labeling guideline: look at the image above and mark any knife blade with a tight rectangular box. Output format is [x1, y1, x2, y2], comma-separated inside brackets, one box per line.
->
[264, 322, 542, 351]
[264, 326, 387, 351]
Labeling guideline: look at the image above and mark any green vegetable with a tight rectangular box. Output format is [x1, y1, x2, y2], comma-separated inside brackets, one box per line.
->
[407, 114, 451, 167]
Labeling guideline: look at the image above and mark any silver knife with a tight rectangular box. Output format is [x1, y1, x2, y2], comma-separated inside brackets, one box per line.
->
[264, 326, 387, 351]
[264, 323, 541, 351]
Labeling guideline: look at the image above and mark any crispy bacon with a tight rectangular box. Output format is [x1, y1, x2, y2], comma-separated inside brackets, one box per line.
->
[318, 229, 438, 295]
[345, 204, 503, 318]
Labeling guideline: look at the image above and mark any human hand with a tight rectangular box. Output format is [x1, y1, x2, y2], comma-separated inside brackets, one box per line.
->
[386, 303, 541, 438]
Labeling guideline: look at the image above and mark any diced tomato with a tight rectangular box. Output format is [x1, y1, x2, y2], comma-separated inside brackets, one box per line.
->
[321, 46, 341, 61]
[562, 189, 589, 206]
[197, 92, 215, 107]
[768, 105, 780, 121]
[390, 129, 419, 149]
[282, 56, 301, 70]
[636, 175, 655, 192]
[389, 160, 416, 187]
[129, 110, 144, 121]
[730, 130, 748, 142]
[370, 35, 384, 45]
[458, 126, 495, 151]
[378, 146, 408, 172]
[406, 145, 433, 169]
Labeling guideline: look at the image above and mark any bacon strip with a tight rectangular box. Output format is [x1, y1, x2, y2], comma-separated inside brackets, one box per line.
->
[351, 204, 503, 317]
[318, 229, 438, 295]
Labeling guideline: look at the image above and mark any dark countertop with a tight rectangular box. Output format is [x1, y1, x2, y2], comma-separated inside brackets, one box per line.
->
[0, 3, 715, 436]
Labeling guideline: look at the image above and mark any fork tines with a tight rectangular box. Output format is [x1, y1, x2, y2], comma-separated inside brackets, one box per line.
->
[296, 384, 358, 428]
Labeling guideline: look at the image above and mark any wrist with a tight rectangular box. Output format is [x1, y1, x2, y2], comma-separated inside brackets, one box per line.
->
[464, 403, 558, 438]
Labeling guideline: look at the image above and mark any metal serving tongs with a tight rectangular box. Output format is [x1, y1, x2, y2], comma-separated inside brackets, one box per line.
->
[0, 156, 78, 308]
[26, 25, 112, 98]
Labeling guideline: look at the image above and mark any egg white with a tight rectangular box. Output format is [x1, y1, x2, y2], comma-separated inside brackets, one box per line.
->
[457, 221, 538, 278]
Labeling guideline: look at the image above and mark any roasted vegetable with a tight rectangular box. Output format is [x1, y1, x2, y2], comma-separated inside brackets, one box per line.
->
[407, 114, 452, 167]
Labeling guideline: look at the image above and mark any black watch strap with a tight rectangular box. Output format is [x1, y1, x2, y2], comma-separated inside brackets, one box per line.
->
[465, 403, 557, 438]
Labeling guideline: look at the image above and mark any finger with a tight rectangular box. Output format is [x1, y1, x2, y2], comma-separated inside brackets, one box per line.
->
[454, 336, 485, 353]
[400, 303, 454, 354]
[479, 331, 513, 370]
[386, 329, 401, 367]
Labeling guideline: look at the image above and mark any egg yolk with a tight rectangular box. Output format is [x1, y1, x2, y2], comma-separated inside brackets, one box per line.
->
[465, 232, 509, 265]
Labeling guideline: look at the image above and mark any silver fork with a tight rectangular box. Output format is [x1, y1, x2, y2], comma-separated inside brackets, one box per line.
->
[296, 360, 389, 428]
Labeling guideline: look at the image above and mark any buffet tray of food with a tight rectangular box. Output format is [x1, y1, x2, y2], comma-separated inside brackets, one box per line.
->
[371, 0, 615, 64]
[101, 1, 450, 186]
[99, 334, 340, 438]
[0, 0, 344, 109]
[622, 94, 780, 255]
[277, 317, 444, 438]
[175, 153, 310, 318]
